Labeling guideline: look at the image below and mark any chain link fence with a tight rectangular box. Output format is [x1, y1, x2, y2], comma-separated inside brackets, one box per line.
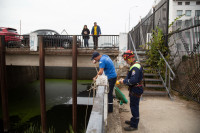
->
[170, 16, 200, 103]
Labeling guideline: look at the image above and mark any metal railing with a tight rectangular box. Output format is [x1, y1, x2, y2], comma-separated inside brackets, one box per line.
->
[158, 50, 176, 99]
[2, 35, 119, 50]
[77, 35, 119, 49]
[128, 0, 168, 50]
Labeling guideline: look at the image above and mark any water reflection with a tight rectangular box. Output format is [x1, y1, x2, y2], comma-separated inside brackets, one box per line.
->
[0, 79, 93, 133]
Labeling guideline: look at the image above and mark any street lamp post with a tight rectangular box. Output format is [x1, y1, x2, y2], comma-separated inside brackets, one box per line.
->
[129, 6, 138, 31]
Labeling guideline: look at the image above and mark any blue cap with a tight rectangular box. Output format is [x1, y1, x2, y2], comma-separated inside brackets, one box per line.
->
[91, 52, 100, 60]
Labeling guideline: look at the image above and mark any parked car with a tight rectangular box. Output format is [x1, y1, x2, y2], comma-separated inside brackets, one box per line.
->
[22, 29, 81, 48]
[0, 27, 22, 47]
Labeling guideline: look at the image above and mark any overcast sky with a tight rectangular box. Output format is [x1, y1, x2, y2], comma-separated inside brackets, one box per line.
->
[0, 0, 155, 35]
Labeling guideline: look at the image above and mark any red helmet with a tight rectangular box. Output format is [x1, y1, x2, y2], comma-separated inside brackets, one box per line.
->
[122, 50, 134, 60]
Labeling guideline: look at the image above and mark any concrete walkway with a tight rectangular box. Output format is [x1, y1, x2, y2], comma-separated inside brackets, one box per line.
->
[107, 86, 200, 133]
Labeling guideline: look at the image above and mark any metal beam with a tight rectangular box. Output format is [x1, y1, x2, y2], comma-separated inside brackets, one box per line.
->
[0, 36, 10, 132]
[39, 36, 47, 133]
[72, 36, 77, 133]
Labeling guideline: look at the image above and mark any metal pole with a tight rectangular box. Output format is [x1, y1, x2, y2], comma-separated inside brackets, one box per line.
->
[168, 72, 171, 90]
[153, 7, 155, 31]
[72, 35, 77, 133]
[20, 20, 21, 35]
[0, 36, 10, 132]
[39, 36, 47, 133]
[165, 0, 169, 48]
[129, 6, 138, 31]
[129, 11, 130, 31]
[165, 65, 167, 87]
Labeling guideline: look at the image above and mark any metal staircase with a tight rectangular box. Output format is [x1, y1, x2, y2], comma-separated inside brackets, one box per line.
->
[128, 33, 174, 98]
[137, 50, 168, 96]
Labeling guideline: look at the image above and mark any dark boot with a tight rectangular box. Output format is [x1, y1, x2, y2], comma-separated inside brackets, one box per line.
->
[125, 120, 131, 125]
[124, 126, 138, 131]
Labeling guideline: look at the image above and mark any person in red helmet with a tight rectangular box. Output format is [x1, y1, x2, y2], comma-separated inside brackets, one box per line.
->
[119, 50, 143, 131]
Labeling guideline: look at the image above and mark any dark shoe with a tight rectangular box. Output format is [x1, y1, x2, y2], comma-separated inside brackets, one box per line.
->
[124, 126, 138, 131]
[125, 120, 131, 125]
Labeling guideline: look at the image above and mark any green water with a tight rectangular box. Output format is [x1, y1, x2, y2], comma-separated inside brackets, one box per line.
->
[0, 79, 93, 133]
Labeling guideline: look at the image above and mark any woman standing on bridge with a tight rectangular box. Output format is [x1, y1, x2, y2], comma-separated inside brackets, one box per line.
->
[81, 25, 90, 47]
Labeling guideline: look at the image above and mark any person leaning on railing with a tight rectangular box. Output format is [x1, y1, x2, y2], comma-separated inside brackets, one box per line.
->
[91, 22, 101, 50]
[119, 50, 143, 131]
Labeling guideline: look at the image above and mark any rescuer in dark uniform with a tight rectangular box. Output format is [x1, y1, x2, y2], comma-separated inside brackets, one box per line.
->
[119, 50, 143, 131]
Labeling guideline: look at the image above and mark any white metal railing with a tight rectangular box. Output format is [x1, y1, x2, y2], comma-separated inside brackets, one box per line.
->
[158, 50, 176, 99]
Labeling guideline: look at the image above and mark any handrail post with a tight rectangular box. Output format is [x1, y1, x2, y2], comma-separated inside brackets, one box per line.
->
[0, 35, 10, 132]
[168, 72, 171, 90]
[72, 35, 77, 133]
[39, 36, 47, 133]
[158, 50, 176, 78]
[165, 65, 167, 87]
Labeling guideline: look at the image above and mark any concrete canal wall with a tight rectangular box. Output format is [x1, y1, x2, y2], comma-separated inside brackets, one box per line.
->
[6, 66, 97, 88]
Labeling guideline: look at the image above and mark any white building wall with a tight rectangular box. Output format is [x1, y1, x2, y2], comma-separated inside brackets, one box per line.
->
[115, 33, 128, 69]
[169, 0, 200, 24]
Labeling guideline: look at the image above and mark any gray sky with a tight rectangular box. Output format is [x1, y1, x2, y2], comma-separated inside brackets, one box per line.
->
[0, 0, 155, 35]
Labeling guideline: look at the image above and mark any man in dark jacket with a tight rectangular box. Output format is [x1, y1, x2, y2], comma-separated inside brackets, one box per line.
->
[91, 22, 101, 50]
[119, 50, 143, 131]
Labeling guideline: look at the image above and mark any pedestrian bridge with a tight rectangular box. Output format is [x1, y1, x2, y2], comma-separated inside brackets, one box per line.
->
[3, 35, 120, 67]
[6, 48, 119, 67]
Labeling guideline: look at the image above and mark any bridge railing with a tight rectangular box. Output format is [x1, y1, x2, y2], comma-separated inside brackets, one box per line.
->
[2, 35, 119, 50]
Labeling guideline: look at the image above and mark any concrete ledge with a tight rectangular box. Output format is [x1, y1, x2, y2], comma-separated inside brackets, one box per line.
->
[86, 86, 106, 133]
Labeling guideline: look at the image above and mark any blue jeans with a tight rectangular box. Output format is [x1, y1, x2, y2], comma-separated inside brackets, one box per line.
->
[84, 38, 89, 47]
[108, 77, 117, 112]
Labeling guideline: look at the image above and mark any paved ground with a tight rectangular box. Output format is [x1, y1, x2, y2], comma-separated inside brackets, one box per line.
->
[107, 86, 200, 133]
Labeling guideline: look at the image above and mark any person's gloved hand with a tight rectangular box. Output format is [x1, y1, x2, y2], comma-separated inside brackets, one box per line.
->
[116, 80, 120, 85]
[119, 78, 124, 84]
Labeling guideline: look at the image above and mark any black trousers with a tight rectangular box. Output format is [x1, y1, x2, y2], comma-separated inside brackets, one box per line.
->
[108, 77, 117, 112]
[93, 35, 98, 50]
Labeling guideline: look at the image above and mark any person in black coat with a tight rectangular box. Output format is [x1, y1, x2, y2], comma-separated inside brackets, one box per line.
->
[81, 25, 90, 47]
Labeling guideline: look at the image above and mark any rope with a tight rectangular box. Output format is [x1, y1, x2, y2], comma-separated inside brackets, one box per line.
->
[84, 80, 96, 130]
[84, 63, 98, 130]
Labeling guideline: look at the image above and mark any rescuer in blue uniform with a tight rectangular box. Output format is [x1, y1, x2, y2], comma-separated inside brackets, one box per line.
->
[91, 52, 117, 113]
[119, 50, 143, 131]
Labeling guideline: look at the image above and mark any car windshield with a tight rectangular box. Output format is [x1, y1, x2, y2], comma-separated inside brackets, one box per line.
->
[7, 28, 17, 33]
[35, 30, 59, 35]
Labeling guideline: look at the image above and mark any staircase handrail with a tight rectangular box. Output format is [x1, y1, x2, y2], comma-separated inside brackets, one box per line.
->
[158, 50, 176, 100]
[158, 50, 176, 79]
[128, 33, 140, 62]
